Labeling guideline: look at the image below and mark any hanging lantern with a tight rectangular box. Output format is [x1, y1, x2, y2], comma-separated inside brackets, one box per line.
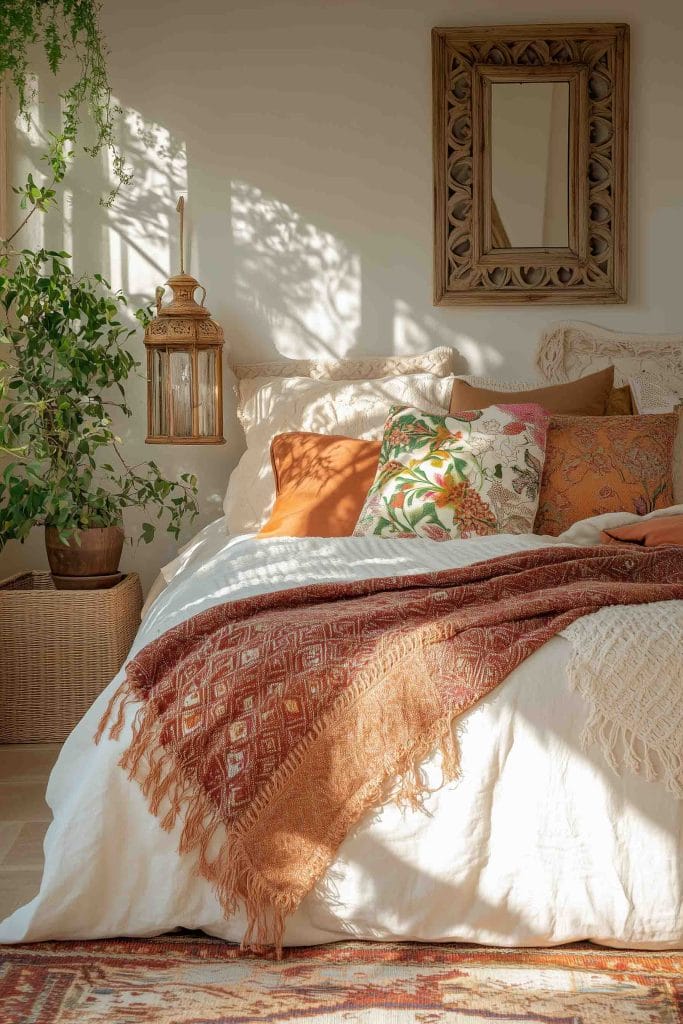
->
[144, 199, 225, 444]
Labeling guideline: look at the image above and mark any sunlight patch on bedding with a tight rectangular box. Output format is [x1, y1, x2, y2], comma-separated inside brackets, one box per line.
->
[144, 530, 572, 645]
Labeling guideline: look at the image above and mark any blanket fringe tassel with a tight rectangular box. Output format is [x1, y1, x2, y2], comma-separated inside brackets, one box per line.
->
[581, 711, 683, 799]
[95, 675, 464, 955]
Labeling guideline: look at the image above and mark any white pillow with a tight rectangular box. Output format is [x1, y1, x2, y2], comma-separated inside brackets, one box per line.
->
[224, 373, 454, 534]
[231, 346, 460, 381]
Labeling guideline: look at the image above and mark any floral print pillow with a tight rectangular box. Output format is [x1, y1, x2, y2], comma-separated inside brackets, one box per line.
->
[353, 403, 550, 540]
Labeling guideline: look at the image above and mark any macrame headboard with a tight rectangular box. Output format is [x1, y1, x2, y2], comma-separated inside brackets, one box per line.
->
[537, 321, 683, 396]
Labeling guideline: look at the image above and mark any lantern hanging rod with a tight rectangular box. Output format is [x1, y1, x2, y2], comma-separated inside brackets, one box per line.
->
[176, 195, 186, 275]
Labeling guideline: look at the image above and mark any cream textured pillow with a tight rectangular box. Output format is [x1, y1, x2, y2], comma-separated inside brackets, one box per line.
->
[224, 374, 454, 534]
[231, 346, 460, 381]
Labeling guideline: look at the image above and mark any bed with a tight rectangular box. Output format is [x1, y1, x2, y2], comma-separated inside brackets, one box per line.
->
[1, 327, 682, 951]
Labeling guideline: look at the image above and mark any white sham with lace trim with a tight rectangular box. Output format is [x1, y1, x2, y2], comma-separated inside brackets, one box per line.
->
[231, 346, 460, 381]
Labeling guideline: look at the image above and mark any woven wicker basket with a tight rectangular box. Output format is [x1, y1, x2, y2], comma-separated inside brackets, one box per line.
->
[0, 571, 143, 743]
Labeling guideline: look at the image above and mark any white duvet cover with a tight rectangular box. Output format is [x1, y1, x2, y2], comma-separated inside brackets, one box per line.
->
[2, 511, 683, 949]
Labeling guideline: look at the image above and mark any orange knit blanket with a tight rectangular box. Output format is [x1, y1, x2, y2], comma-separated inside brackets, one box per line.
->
[97, 545, 683, 951]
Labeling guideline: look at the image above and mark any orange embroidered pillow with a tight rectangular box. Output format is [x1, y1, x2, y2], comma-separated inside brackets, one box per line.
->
[534, 414, 677, 537]
[258, 432, 381, 538]
[600, 515, 683, 547]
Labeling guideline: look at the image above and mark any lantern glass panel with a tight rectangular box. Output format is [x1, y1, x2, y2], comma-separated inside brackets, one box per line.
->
[197, 348, 217, 437]
[170, 349, 192, 438]
[151, 348, 169, 437]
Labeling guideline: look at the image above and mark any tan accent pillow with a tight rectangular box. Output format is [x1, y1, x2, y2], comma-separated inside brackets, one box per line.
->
[450, 366, 614, 418]
[258, 433, 381, 538]
[605, 385, 633, 416]
[534, 413, 677, 537]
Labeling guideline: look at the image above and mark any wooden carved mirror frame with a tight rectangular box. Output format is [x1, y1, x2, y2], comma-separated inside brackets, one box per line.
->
[432, 24, 629, 305]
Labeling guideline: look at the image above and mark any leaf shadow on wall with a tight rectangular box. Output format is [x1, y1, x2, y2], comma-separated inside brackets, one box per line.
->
[230, 180, 362, 363]
[227, 179, 484, 373]
[101, 109, 189, 310]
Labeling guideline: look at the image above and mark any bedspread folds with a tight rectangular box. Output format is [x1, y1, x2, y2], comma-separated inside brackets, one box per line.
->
[96, 544, 683, 953]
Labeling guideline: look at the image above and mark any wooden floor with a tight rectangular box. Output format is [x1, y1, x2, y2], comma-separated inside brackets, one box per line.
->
[0, 744, 61, 921]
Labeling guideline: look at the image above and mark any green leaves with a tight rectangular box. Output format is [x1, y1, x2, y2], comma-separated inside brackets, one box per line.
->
[12, 173, 58, 214]
[141, 523, 155, 544]
[0, 249, 199, 550]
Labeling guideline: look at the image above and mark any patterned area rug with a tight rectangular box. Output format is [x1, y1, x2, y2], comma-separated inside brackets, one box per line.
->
[0, 936, 681, 1023]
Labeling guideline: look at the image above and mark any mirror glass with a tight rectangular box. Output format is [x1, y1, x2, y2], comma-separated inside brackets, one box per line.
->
[490, 81, 570, 248]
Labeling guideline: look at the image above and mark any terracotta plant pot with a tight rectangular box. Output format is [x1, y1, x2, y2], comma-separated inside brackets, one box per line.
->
[45, 525, 125, 588]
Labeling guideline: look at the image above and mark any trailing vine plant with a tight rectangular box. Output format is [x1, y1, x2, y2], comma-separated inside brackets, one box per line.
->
[1, 0, 131, 237]
[0, 1, 199, 548]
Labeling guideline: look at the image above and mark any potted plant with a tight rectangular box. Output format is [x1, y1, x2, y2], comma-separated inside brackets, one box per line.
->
[0, 248, 198, 587]
[0, 1, 199, 585]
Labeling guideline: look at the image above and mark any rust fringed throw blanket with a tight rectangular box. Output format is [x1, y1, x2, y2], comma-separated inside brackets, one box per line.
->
[97, 545, 683, 951]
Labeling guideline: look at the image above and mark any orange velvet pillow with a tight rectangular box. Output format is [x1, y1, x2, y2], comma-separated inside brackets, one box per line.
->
[600, 515, 683, 546]
[534, 413, 677, 537]
[450, 366, 614, 418]
[258, 432, 381, 538]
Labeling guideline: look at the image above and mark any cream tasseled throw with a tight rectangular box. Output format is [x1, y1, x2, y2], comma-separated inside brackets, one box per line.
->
[562, 600, 683, 797]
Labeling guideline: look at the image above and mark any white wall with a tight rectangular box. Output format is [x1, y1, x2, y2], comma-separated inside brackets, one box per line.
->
[2, 0, 683, 592]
